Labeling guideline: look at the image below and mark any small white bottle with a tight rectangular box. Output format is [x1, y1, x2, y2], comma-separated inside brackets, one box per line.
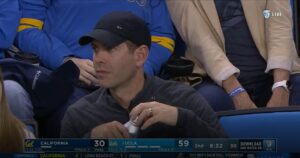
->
[124, 120, 139, 138]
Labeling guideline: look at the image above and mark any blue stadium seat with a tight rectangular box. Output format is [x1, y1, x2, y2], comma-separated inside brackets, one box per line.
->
[217, 107, 300, 152]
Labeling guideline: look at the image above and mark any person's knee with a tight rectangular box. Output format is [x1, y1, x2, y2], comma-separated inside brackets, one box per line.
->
[3, 80, 34, 120]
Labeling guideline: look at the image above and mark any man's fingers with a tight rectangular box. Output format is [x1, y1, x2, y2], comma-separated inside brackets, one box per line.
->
[134, 108, 153, 127]
[110, 125, 124, 138]
[103, 122, 130, 138]
[103, 129, 115, 138]
[91, 125, 114, 138]
[81, 70, 98, 85]
[130, 102, 179, 130]
[84, 61, 97, 77]
[141, 116, 158, 130]
[86, 59, 94, 68]
[130, 102, 155, 120]
[72, 58, 97, 84]
[79, 75, 92, 85]
[91, 121, 131, 138]
[114, 122, 131, 138]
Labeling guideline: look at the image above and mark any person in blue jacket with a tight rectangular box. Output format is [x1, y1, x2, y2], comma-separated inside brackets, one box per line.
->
[7, 0, 175, 137]
[0, 0, 20, 58]
[16, 0, 174, 77]
[0, 0, 34, 131]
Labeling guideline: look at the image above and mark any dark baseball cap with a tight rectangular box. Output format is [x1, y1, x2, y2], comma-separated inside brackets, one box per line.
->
[79, 11, 151, 49]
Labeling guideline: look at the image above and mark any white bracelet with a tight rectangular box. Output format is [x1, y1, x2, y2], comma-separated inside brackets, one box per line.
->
[272, 80, 289, 91]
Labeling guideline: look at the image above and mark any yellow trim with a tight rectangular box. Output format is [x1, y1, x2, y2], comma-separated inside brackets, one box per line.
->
[20, 18, 44, 30]
[18, 25, 34, 32]
[151, 36, 175, 53]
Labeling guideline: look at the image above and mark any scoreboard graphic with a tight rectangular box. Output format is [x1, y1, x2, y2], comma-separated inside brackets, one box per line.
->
[3, 138, 294, 158]
[23, 138, 277, 153]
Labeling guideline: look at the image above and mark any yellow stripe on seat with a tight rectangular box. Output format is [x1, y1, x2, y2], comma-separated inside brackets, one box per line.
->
[18, 25, 34, 32]
[20, 18, 44, 30]
[151, 36, 175, 53]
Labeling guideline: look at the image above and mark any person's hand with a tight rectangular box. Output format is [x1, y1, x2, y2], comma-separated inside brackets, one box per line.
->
[267, 69, 290, 108]
[68, 58, 98, 85]
[267, 87, 289, 108]
[129, 101, 178, 130]
[222, 75, 257, 110]
[90, 121, 131, 138]
[232, 92, 257, 110]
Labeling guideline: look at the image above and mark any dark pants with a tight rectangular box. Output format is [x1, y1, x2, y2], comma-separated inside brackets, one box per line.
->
[194, 74, 300, 111]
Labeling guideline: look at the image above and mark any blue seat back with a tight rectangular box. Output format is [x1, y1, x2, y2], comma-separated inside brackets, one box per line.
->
[218, 107, 300, 152]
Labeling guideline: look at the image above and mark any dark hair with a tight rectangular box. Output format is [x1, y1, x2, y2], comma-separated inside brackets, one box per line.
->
[125, 40, 139, 53]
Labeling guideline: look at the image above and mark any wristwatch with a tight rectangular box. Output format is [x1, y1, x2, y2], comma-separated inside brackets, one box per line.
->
[272, 80, 290, 92]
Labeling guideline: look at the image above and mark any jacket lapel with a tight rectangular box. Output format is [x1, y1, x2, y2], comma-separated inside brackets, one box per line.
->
[196, 0, 267, 57]
[196, 0, 225, 48]
[241, 0, 267, 57]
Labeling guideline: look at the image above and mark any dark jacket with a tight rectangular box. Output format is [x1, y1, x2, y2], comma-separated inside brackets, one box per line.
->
[0, 58, 79, 118]
[61, 76, 226, 138]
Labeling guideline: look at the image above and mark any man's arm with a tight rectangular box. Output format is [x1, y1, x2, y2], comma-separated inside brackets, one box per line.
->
[175, 92, 227, 138]
[222, 75, 257, 109]
[265, 1, 295, 107]
[130, 97, 226, 138]
[167, 0, 256, 109]
[128, 81, 227, 138]
[145, 0, 175, 76]
[166, 0, 239, 86]
[267, 69, 290, 107]
[16, 0, 73, 69]
[176, 108, 226, 138]
[16, 0, 97, 85]
[0, 0, 20, 56]
[265, 0, 296, 74]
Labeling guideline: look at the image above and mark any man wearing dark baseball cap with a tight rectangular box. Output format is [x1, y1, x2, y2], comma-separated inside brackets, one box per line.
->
[79, 11, 151, 49]
[61, 11, 226, 139]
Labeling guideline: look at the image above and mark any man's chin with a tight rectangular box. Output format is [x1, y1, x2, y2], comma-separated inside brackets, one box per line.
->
[98, 82, 112, 89]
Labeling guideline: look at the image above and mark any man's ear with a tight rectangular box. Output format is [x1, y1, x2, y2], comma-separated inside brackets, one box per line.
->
[134, 45, 149, 67]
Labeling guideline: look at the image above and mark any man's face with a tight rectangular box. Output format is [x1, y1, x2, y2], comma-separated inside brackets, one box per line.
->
[91, 41, 138, 89]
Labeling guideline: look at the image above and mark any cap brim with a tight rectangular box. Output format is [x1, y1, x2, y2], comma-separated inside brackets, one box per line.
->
[79, 29, 125, 48]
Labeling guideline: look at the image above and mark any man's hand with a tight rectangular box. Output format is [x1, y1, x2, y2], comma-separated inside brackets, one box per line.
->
[232, 91, 257, 110]
[129, 101, 178, 130]
[68, 58, 98, 85]
[267, 69, 290, 107]
[90, 121, 131, 138]
[267, 87, 289, 108]
[222, 75, 257, 110]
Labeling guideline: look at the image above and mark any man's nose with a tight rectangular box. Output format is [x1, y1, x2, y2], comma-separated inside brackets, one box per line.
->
[93, 50, 108, 63]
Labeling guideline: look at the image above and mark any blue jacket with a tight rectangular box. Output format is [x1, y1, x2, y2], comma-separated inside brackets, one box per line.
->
[0, 0, 20, 58]
[16, 0, 175, 76]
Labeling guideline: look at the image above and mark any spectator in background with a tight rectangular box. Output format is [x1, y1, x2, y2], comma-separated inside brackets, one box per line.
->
[0, 0, 20, 58]
[61, 12, 225, 138]
[0, 71, 34, 153]
[4, 0, 175, 137]
[0, 0, 35, 134]
[167, 0, 300, 111]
